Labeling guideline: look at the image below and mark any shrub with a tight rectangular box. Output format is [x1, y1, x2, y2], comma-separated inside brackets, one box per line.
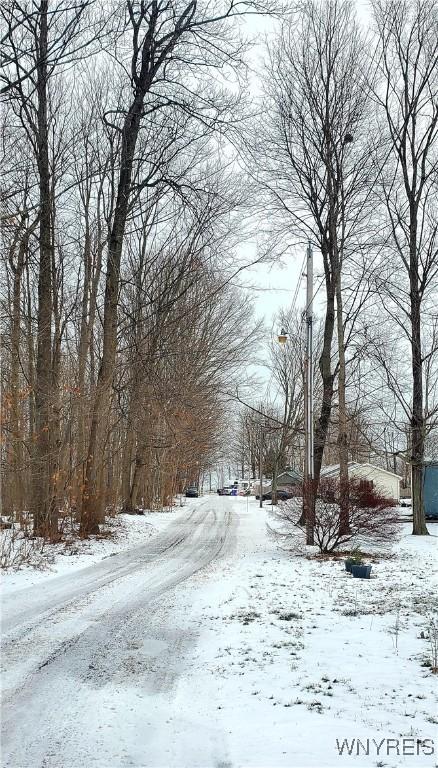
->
[0, 526, 48, 569]
[269, 478, 399, 554]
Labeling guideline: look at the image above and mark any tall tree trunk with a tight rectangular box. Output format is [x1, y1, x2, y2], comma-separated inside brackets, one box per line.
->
[306, 271, 336, 538]
[120, 376, 140, 512]
[80, 88, 149, 535]
[25, 259, 35, 450]
[130, 428, 150, 512]
[410, 212, 428, 535]
[8, 233, 27, 516]
[121, 428, 135, 511]
[336, 269, 349, 534]
[76, 206, 91, 482]
[33, 0, 57, 539]
[50, 208, 62, 535]
[313, 255, 336, 500]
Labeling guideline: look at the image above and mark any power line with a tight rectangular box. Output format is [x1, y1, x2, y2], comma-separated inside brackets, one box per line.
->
[289, 252, 307, 317]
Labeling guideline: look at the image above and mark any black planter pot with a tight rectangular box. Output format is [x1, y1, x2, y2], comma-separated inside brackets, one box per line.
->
[345, 559, 355, 572]
[351, 564, 372, 579]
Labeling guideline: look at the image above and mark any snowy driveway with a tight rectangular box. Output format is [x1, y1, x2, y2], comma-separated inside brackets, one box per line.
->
[1, 498, 235, 768]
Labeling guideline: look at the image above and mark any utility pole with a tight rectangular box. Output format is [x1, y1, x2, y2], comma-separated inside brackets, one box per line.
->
[305, 240, 314, 545]
[259, 422, 264, 509]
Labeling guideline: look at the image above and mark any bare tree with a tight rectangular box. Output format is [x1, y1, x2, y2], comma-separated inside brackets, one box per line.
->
[252, 0, 375, 541]
[371, 0, 438, 534]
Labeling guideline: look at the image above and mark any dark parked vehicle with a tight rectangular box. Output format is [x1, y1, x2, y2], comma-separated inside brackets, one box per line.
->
[259, 489, 293, 502]
[185, 487, 199, 498]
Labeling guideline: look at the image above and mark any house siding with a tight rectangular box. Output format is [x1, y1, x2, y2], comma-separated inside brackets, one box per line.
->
[349, 465, 400, 501]
[424, 463, 438, 518]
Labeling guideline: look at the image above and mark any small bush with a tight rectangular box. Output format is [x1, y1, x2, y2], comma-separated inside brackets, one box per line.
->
[0, 527, 48, 570]
[423, 614, 438, 673]
[269, 478, 399, 554]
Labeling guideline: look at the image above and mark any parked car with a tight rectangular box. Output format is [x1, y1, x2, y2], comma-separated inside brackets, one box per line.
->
[185, 486, 199, 498]
[261, 489, 293, 502]
[221, 487, 233, 496]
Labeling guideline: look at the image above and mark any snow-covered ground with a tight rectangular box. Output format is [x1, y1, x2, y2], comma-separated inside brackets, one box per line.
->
[151, 498, 437, 768]
[1, 495, 436, 768]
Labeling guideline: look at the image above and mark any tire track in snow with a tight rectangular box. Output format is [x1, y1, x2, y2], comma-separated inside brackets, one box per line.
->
[1, 504, 206, 638]
[1, 501, 234, 768]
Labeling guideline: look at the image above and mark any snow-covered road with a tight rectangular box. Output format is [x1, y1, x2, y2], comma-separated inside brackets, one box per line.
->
[1, 498, 235, 768]
[2, 501, 231, 636]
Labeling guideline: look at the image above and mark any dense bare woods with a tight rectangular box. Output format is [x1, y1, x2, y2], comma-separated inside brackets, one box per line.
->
[1, 0, 267, 537]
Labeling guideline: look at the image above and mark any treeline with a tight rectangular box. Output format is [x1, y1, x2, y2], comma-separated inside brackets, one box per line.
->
[1, 0, 263, 537]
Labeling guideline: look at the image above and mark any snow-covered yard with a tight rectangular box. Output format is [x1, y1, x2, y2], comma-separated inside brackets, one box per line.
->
[113, 497, 437, 768]
[1, 495, 436, 767]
